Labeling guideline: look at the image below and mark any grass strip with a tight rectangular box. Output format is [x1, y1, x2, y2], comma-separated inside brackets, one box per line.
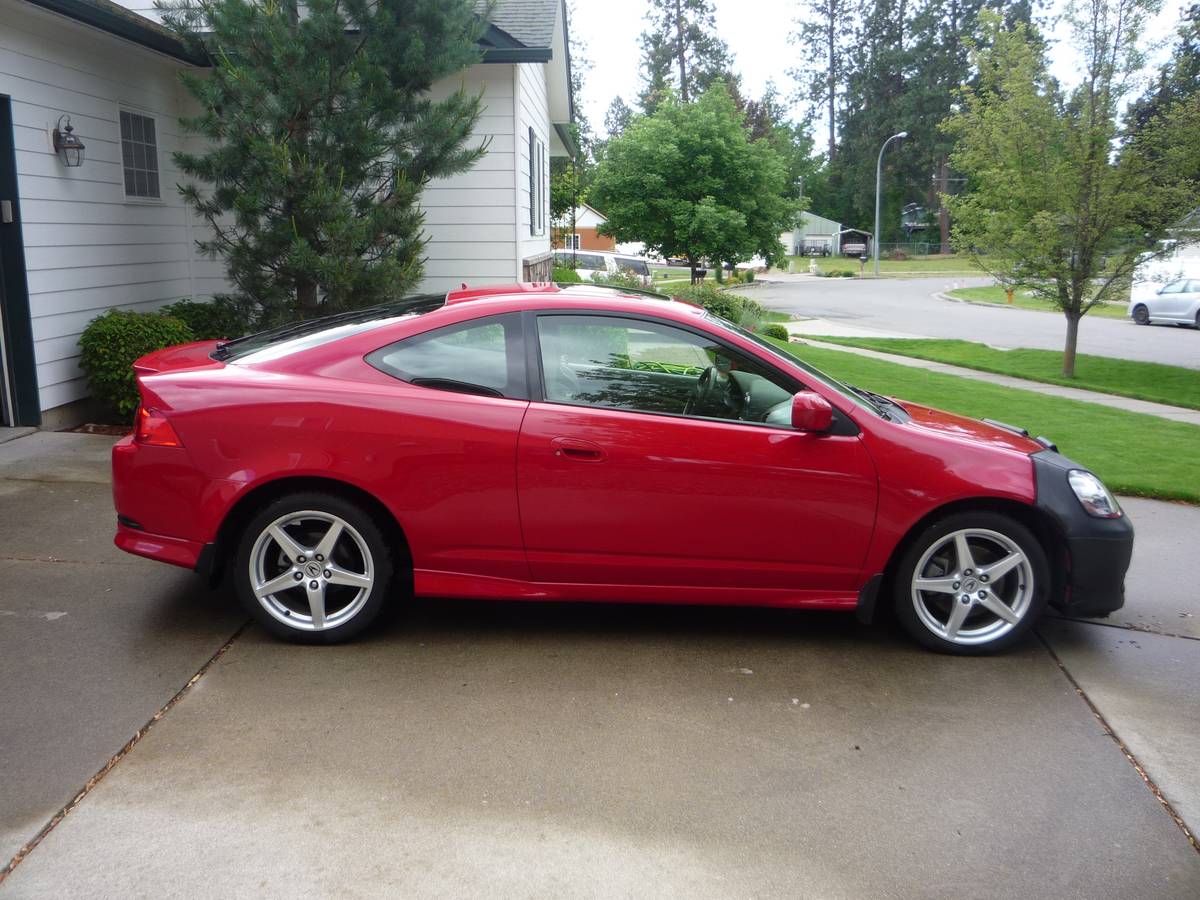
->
[804, 337, 1200, 412]
[947, 285, 1128, 319]
[768, 338, 1200, 504]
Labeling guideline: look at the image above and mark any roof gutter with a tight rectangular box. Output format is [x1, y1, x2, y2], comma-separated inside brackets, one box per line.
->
[22, 0, 210, 65]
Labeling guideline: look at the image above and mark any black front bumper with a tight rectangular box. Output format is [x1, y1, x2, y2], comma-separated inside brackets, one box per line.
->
[1033, 451, 1134, 617]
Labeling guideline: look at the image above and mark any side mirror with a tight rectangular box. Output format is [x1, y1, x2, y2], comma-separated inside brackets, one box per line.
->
[791, 392, 833, 433]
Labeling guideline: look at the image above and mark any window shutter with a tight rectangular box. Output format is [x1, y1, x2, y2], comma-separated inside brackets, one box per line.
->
[528, 127, 536, 236]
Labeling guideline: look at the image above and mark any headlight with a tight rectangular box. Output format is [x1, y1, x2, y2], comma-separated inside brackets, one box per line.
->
[1067, 470, 1122, 518]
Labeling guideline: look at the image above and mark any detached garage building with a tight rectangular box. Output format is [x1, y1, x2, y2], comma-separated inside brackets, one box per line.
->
[0, 0, 573, 428]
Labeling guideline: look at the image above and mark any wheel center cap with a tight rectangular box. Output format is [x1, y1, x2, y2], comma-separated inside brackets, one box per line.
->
[305, 562, 322, 578]
[962, 578, 978, 593]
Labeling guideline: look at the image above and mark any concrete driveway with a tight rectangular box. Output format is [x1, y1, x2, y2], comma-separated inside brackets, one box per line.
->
[754, 275, 1200, 369]
[1, 432, 1197, 898]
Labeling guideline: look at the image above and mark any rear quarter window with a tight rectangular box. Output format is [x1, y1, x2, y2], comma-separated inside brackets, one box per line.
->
[366, 313, 527, 399]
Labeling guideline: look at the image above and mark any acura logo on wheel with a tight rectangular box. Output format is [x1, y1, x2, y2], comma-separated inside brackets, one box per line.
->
[306, 562, 322, 578]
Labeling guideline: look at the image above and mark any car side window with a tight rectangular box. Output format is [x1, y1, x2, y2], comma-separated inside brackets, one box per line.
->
[367, 314, 526, 399]
[1160, 281, 1185, 293]
[536, 314, 796, 425]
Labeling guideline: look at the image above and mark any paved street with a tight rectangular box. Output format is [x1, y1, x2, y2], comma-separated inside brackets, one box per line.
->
[1, 432, 1197, 898]
[754, 275, 1200, 369]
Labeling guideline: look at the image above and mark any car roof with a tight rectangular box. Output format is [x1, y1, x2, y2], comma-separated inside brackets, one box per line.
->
[444, 281, 691, 308]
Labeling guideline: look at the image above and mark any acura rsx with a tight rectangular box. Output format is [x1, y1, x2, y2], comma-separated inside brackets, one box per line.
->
[112, 283, 1133, 654]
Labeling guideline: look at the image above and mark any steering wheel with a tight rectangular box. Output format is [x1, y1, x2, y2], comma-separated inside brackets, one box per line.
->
[684, 365, 729, 416]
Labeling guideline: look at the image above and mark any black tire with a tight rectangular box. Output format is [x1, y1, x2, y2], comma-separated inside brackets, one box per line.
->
[233, 491, 395, 644]
[1194, 310, 1200, 330]
[892, 510, 1049, 656]
[1132, 304, 1150, 325]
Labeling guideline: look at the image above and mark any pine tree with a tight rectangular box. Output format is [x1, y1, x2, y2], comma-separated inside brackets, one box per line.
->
[789, 0, 854, 162]
[158, 0, 487, 325]
[1128, 3, 1200, 133]
[604, 97, 635, 138]
[637, 0, 736, 113]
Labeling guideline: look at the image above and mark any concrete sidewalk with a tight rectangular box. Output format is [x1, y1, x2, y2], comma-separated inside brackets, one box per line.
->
[0, 431, 1197, 897]
[785, 326, 1200, 426]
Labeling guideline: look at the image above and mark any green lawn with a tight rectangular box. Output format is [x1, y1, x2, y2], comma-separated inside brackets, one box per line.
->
[768, 338, 1200, 504]
[804, 337, 1200, 411]
[948, 285, 1128, 319]
[789, 253, 989, 276]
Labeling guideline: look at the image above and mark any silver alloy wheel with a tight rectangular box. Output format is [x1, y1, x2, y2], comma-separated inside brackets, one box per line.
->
[910, 527, 1034, 646]
[249, 510, 374, 632]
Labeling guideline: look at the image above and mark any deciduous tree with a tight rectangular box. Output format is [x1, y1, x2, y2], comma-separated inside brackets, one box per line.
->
[591, 86, 800, 280]
[944, 5, 1197, 376]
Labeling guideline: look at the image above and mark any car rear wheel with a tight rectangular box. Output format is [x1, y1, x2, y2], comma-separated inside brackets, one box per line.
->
[234, 492, 394, 643]
[1132, 304, 1150, 325]
[893, 511, 1049, 655]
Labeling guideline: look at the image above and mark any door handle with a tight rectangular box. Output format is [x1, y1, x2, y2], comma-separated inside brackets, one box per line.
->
[551, 437, 606, 462]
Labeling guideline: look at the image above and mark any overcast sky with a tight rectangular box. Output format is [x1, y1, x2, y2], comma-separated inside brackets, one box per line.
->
[568, 0, 1189, 138]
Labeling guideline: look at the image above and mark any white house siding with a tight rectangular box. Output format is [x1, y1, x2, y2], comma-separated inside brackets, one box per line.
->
[419, 63, 519, 292]
[515, 61, 551, 273]
[1, 0, 225, 414]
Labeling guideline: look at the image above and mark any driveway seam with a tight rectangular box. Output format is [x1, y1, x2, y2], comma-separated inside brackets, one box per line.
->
[0, 556, 144, 567]
[1037, 630, 1199, 854]
[1043, 612, 1200, 643]
[0, 620, 250, 886]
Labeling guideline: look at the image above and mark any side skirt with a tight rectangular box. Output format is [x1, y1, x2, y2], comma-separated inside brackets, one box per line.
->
[413, 569, 860, 610]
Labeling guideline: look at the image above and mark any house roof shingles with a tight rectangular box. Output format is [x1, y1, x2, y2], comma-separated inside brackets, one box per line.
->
[486, 0, 559, 50]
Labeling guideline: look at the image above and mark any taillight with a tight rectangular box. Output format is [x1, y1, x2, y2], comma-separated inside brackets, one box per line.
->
[135, 406, 183, 447]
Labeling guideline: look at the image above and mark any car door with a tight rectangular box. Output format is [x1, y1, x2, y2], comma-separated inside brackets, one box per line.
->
[516, 311, 878, 593]
[364, 312, 532, 583]
[1154, 280, 1190, 319]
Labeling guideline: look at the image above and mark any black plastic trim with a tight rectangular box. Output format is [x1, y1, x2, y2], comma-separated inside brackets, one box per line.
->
[1032, 450, 1134, 617]
[856, 574, 883, 624]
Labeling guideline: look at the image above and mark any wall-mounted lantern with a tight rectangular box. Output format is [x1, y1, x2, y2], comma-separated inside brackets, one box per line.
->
[53, 115, 85, 167]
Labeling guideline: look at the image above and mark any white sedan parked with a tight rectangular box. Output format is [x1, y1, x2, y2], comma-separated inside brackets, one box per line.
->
[1128, 279, 1200, 328]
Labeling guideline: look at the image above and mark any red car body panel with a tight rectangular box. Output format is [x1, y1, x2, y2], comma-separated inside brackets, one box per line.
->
[112, 284, 1047, 613]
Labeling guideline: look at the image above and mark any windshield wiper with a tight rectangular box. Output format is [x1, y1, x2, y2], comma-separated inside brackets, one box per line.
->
[846, 384, 895, 419]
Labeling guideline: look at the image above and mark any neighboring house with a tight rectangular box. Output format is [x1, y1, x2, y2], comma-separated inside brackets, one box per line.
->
[0, 0, 573, 428]
[552, 203, 614, 252]
[779, 212, 842, 257]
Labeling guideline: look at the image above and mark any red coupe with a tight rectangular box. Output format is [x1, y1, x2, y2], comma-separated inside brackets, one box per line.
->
[112, 283, 1133, 654]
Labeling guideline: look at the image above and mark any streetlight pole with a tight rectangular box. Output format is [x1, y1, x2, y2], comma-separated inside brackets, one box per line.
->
[874, 131, 907, 276]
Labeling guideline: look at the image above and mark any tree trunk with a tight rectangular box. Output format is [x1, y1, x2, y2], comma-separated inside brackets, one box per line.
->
[1062, 312, 1080, 378]
[688, 256, 698, 284]
[673, 0, 689, 102]
[297, 280, 319, 316]
[827, 0, 836, 161]
[937, 158, 951, 254]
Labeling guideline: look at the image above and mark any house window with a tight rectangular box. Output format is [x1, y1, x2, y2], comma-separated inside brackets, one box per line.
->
[528, 127, 546, 236]
[120, 110, 160, 200]
[568, 234, 581, 250]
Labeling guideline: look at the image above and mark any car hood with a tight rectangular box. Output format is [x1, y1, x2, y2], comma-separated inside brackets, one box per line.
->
[891, 400, 1045, 454]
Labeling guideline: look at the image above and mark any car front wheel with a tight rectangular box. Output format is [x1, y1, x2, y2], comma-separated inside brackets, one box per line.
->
[1132, 304, 1150, 325]
[893, 511, 1049, 655]
[234, 492, 394, 643]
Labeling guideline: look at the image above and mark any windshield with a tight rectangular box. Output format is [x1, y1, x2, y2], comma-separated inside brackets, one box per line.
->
[213, 294, 446, 363]
[705, 314, 886, 416]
